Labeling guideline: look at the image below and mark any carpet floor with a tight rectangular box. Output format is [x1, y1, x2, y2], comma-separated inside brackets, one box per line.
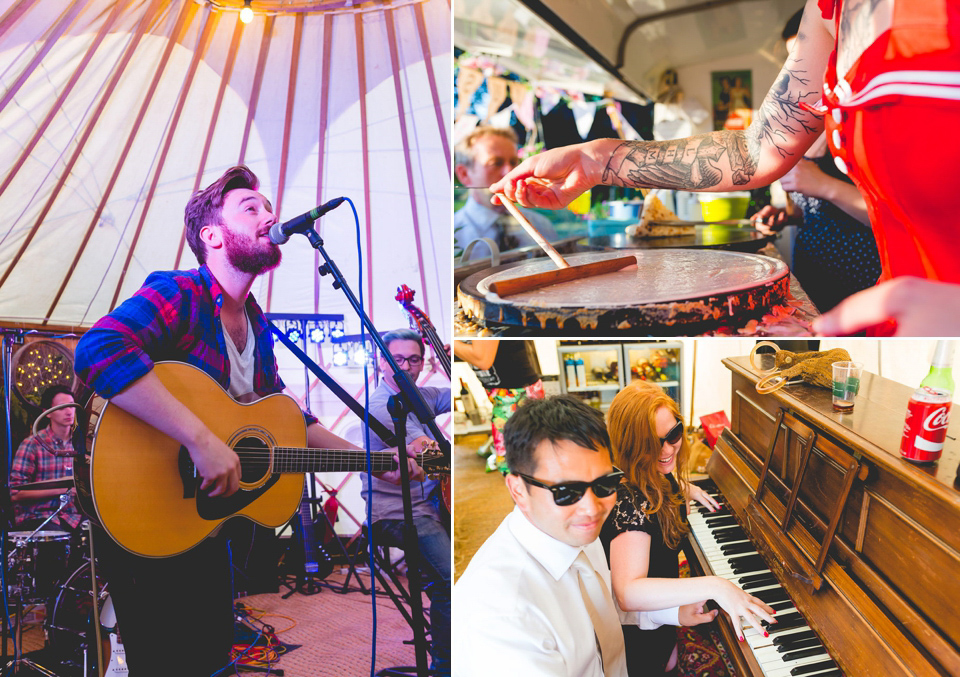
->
[6, 569, 427, 676]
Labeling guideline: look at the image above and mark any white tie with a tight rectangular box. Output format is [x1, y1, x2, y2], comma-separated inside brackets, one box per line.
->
[572, 550, 625, 677]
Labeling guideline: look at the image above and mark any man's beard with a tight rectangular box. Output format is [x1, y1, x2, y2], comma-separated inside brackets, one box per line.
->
[222, 226, 281, 275]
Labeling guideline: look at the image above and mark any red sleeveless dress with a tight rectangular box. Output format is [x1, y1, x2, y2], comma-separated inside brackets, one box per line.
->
[818, 0, 960, 285]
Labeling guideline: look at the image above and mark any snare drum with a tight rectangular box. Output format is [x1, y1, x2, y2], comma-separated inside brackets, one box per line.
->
[6, 530, 71, 601]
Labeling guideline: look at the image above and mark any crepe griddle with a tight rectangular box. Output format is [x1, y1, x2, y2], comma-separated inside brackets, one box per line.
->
[582, 226, 773, 253]
[457, 249, 790, 334]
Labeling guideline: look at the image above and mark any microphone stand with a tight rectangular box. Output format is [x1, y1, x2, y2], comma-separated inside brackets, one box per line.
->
[300, 227, 450, 461]
[381, 395, 429, 677]
[291, 225, 445, 676]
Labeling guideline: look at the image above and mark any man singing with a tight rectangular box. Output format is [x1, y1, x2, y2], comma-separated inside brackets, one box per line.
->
[75, 165, 422, 677]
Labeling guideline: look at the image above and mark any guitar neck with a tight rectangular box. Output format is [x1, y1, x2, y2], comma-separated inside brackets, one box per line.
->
[271, 448, 398, 474]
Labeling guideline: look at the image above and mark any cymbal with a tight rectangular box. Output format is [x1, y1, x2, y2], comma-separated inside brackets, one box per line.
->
[11, 476, 74, 491]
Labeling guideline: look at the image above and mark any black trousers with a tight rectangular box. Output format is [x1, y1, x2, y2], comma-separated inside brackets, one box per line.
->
[93, 527, 235, 677]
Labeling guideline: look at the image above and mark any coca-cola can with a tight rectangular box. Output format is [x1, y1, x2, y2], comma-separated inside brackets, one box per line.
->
[900, 386, 952, 464]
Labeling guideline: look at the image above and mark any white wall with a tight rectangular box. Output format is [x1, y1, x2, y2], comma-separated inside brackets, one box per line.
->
[684, 339, 947, 425]
[676, 53, 785, 137]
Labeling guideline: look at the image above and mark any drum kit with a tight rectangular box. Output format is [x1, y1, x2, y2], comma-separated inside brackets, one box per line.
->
[4, 477, 124, 677]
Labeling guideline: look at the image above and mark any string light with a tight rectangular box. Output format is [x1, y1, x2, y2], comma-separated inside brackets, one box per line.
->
[239, 0, 253, 24]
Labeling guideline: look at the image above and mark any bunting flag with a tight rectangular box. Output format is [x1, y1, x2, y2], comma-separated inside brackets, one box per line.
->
[484, 75, 508, 123]
[511, 82, 535, 130]
[571, 99, 597, 139]
[456, 66, 484, 120]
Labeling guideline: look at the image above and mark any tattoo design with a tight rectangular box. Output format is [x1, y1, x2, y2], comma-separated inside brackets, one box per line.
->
[750, 57, 821, 159]
[838, 0, 885, 76]
[602, 131, 757, 191]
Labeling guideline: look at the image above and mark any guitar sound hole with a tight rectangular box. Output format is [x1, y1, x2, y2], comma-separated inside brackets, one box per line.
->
[237, 436, 270, 484]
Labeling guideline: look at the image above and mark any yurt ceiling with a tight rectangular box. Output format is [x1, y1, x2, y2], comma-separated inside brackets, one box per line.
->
[0, 0, 452, 339]
[455, 0, 801, 99]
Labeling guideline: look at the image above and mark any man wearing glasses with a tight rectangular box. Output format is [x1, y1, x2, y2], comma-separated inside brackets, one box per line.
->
[454, 395, 682, 677]
[362, 327, 451, 675]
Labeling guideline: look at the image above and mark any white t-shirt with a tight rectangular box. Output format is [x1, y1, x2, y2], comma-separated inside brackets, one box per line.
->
[454, 506, 678, 677]
[224, 314, 255, 402]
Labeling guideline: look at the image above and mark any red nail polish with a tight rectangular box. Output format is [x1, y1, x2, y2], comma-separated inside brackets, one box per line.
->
[763, 631, 769, 637]
[739, 636, 744, 642]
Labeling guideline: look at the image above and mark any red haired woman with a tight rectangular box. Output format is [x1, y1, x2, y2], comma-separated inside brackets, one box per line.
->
[600, 381, 775, 676]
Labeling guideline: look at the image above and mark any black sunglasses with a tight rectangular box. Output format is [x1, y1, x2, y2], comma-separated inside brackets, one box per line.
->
[515, 468, 624, 506]
[659, 420, 684, 446]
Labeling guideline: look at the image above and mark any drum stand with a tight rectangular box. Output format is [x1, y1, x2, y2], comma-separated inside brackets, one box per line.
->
[3, 496, 71, 676]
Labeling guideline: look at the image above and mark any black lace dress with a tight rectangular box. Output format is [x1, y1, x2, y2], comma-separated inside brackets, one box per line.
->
[599, 476, 684, 676]
[790, 153, 882, 313]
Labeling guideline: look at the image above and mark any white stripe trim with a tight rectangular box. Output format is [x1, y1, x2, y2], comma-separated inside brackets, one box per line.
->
[836, 70, 960, 107]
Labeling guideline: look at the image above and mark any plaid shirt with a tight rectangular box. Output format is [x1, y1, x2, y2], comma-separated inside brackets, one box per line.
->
[10, 428, 82, 529]
[75, 264, 317, 425]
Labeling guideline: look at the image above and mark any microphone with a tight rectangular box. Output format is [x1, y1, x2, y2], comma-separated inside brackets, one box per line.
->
[268, 197, 346, 244]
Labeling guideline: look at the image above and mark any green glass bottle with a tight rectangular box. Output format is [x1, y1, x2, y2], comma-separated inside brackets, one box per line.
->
[920, 340, 955, 396]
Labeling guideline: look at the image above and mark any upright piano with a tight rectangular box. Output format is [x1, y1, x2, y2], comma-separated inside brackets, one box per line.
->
[684, 355, 960, 677]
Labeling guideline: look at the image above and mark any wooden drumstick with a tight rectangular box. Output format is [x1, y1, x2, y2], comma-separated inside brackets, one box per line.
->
[497, 195, 570, 269]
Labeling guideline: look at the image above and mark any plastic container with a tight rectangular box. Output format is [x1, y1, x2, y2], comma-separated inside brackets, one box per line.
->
[588, 219, 631, 236]
[698, 191, 750, 221]
[605, 201, 643, 220]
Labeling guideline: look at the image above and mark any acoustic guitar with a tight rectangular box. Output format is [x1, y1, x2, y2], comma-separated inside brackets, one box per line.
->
[75, 361, 447, 558]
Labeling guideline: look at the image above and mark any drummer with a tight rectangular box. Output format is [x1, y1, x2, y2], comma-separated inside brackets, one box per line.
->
[489, 0, 960, 337]
[9, 384, 83, 534]
[454, 126, 558, 261]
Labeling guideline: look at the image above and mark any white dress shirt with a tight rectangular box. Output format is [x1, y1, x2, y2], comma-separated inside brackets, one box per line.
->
[454, 197, 559, 261]
[454, 506, 678, 677]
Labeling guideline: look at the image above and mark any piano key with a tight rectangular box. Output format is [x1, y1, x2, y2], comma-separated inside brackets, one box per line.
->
[768, 617, 808, 633]
[706, 516, 739, 527]
[763, 612, 803, 628]
[773, 631, 818, 647]
[743, 576, 778, 590]
[745, 625, 813, 651]
[716, 531, 749, 544]
[753, 587, 791, 604]
[790, 659, 837, 675]
[764, 659, 838, 677]
[780, 646, 828, 662]
[754, 643, 824, 664]
[761, 647, 832, 670]
[722, 542, 758, 556]
[702, 539, 751, 554]
[738, 572, 776, 584]
[764, 655, 836, 677]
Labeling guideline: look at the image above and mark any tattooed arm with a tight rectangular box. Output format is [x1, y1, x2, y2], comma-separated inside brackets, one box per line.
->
[492, 0, 835, 209]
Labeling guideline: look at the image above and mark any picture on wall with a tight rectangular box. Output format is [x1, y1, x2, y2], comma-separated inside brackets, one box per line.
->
[711, 69, 753, 131]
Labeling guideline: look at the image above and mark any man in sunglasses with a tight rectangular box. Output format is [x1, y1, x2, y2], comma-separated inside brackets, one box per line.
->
[454, 395, 688, 677]
[362, 327, 451, 675]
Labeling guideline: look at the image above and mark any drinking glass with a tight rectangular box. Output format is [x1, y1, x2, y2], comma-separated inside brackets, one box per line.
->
[832, 361, 863, 412]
